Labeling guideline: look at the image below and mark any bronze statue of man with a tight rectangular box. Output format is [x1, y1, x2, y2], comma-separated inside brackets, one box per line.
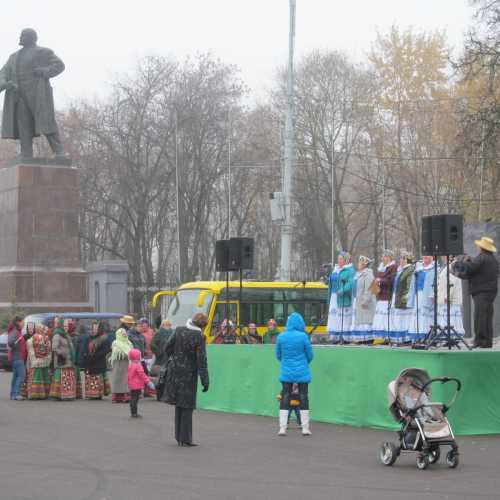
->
[0, 28, 66, 160]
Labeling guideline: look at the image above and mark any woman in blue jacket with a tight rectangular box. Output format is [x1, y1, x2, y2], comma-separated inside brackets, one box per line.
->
[276, 313, 314, 436]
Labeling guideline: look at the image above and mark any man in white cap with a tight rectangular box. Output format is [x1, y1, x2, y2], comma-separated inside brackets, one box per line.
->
[453, 236, 499, 348]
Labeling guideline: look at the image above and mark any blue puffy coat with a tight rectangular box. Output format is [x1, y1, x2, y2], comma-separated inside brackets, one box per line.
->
[276, 313, 314, 383]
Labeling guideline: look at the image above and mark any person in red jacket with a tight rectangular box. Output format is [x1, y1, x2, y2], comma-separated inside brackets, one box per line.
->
[128, 348, 154, 418]
[7, 315, 28, 400]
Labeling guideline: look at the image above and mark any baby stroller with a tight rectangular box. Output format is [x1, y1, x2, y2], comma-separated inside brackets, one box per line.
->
[379, 368, 461, 470]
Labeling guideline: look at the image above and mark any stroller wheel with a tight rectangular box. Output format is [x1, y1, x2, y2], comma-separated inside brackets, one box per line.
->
[379, 442, 398, 466]
[428, 447, 441, 464]
[446, 450, 459, 468]
[416, 453, 430, 470]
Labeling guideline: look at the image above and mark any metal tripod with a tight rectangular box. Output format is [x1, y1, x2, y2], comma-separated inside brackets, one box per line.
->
[415, 257, 472, 350]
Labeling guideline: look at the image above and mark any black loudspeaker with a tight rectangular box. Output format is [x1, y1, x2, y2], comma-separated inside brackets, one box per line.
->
[228, 237, 254, 270]
[215, 240, 230, 272]
[421, 214, 463, 256]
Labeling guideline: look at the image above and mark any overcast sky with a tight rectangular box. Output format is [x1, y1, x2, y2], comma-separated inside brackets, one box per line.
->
[0, 0, 474, 107]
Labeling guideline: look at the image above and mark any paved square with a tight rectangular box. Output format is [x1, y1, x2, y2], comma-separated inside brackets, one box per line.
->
[1, 372, 499, 500]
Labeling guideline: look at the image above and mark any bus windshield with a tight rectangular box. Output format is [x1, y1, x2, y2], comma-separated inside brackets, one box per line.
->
[166, 289, 214, 328]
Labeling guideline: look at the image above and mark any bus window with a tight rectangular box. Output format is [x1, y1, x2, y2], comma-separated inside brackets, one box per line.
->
[212, 302, 238, 333]
[240, 302, 285, 327]
[273, 303, 285, 326]
[286, 302, 326, 326]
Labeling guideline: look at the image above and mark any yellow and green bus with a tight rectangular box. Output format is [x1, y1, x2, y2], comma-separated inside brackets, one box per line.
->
[151, 281, 328, 342]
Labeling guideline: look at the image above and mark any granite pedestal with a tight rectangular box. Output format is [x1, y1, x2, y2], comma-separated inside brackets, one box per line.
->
[0, 161, 91, 313]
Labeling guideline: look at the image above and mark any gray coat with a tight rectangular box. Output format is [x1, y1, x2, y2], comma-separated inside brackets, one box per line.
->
[0, 46, 64, 138]
[110, 358, 129, 394]
[354, 267, 376, 325]
[52, 333, 74, 369]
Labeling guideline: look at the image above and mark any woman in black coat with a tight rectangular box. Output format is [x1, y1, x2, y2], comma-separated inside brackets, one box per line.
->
[84, 322, 112, 400]
[162, 313, 209, 446]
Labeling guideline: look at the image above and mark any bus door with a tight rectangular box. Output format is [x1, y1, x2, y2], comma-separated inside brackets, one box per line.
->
[209, 300, 240, 337]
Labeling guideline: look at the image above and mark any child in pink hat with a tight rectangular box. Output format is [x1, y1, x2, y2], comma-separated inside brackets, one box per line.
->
[128, 348, 155, 418]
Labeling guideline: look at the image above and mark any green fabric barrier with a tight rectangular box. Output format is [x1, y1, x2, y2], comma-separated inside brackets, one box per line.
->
[197, 345, 500, 435]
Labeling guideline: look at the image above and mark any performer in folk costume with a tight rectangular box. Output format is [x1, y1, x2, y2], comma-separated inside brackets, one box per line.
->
[372, 250, 398, 340]
[390, 251, 416, 344]
[327, 251, 355, 343]
[25, 324, 52, 400]
[407, 255, 437, 342]
[438, 256, 464, 336]
[49, 319, 77, 400]
[351, 256, 376, 342]
[84, 322, 112, 400]
[110, 327, 133, 403]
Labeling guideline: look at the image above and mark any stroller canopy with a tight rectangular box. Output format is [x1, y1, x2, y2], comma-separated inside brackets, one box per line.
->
[387, 368, 432, 409]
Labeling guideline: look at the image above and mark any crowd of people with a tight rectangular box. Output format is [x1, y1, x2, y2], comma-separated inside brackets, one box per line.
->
[211, 318, 281, 344]
[326, 235, 498, 348]
[7, 315, 161, 403]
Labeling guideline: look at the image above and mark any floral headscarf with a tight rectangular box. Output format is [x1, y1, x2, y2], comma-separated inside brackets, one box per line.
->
[53, 319, 76, 363]
[111, 328, 133, 362]
[32, 324, 51, 359]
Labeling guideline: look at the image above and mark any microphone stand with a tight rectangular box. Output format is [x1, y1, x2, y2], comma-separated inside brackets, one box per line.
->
[413, 267, 420, 346]
[416, 257, 442, 349]
[437, 257, 472, 350]
[386, 291, 393, 346]
[339, 278, 346, 345]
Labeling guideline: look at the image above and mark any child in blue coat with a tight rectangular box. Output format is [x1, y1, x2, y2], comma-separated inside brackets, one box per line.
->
[276, 313, 314, 436]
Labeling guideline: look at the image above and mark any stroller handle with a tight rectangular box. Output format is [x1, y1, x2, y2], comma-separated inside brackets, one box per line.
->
[422, 377, 462, 392]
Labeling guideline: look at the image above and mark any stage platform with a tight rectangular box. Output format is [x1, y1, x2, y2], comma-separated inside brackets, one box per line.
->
[198, 344, 500, 436]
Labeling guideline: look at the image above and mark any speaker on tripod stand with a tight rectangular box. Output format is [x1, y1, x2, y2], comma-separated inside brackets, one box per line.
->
[414, 214, 471, 350]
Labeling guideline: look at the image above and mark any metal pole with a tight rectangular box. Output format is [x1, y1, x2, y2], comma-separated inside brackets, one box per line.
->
[228, 112, 232, 238]
[175, 111, 182, 283]
[381, 163, 387, 249]
[279, 0, 296, 281]
[478, 122, 485, 221]
[331, 137, 336, 264]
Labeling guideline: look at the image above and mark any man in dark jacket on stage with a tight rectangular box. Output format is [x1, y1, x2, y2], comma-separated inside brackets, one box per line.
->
[163, 313, 209, 446]
[453, 236, 499, 348]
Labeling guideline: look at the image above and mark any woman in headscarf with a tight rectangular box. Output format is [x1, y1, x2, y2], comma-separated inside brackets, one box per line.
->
[390, 251, 416, 344]
[213, 319, 236, 344]
[49, 319, 77, 400]
[351, 256, 376, 343]
[327, 251, 355, 343]
[84, 321, 112, 400]
[407, 255, 436, 343]
[262, 319, 280, 344]
[151, 319, 174, 370]
[26, 324, 52, 400]
[110, 327, 133, 403]
[372, 250, 398, 342]
[244, 323, 262, 344]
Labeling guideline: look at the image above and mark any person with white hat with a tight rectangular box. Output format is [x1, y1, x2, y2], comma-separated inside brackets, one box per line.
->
[453, 236, 499, 348]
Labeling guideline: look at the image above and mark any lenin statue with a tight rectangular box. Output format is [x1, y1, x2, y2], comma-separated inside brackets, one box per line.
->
[0, 28, 67, 160]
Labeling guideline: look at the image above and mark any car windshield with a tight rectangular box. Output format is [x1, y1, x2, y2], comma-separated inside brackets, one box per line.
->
[166, 289, 213, 328]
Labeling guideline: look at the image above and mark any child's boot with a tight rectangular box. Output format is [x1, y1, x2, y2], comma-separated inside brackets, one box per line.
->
[300, 410, 312, 435]
[278, 410, 288, 436]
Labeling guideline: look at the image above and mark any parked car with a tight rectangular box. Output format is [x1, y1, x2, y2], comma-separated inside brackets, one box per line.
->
[0, 332, 10, 370]
[23, 312, 124, 335]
